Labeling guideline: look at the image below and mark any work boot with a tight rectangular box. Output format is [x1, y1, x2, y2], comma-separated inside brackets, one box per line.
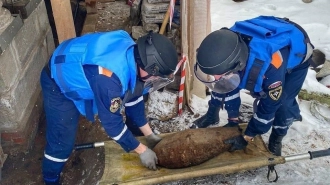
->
[267, 131, 284, 182]
[190, 102, 221, 129]
[268, 131, 285, 156]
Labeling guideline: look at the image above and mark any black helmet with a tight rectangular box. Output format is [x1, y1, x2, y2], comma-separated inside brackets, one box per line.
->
[196, 28, 249, 75]
[137, 31, 178, 77]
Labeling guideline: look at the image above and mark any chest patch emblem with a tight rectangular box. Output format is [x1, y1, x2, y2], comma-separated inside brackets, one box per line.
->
[269, 86, 282, 101]
[268, 81, 282, 89]
[110, 97, 122, 113]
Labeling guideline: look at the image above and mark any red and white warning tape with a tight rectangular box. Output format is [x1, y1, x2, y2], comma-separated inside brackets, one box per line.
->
[178, 55, 187, 116]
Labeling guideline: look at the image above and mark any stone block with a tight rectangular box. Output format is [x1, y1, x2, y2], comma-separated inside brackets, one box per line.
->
[45, 26, 55, 56]
[1, 91, 43, 154]
[316, 60, 330, 78]
[141, 12, 165, 24]
[142, 22, 159, 33]
[311, 49, 326, 68]
[0, 43, 20, 93]
[2, 0, 42, 19]
[0, 29, 50, 130]
[142, 0, 168, 14]
[36, 1, 50, 34]
[132, 26, 147, 40]
[12, 0, 49, 67]
[0, 15, 23, 55]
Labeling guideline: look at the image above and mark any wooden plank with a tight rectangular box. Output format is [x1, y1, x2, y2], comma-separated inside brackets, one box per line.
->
[50, 0, 76, 43]
[181, 0, 211, 106]
[188, 0, 211, 99]
[99, 124, 283, 185]
[180, 0, 191, 106]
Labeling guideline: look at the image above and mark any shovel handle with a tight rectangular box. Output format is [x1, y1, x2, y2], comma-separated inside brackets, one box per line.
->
[74, 142, 105, 151]
[309, 148, 330, 159]
[74, 143, 95, 151]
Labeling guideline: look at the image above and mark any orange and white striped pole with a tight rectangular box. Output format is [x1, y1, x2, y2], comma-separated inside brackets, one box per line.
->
[178, 55, 187, 116]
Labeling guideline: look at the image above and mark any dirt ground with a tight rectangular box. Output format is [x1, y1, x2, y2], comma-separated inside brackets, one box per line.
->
[1, 115, 109, 185]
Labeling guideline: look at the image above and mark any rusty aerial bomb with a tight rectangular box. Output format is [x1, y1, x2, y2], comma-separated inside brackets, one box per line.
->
[153, 127, 242, 169]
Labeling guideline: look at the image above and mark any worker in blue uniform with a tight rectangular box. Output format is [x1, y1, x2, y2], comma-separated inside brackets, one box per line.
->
[40, 30, 179, 185]
[191, 16, 315, 159]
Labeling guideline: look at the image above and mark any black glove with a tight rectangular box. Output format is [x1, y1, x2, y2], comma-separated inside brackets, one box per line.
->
[146, 133, 162, 149]
[224, 135, 248, 151]
[223, 120, 239, 127]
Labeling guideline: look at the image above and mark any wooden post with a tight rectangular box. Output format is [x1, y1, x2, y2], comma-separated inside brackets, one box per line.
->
[50, 0, 76, 43]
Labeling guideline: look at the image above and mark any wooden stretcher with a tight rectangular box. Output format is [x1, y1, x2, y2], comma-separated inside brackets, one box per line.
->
[98, 125, 285, 185]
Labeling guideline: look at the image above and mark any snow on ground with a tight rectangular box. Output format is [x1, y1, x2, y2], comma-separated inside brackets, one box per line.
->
[149, 0, 330, 184]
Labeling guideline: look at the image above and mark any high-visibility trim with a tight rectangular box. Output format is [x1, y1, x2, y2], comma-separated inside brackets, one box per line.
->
[211, 92, 240, 102]
[98, 66, 113, 77]
[224, 92, 240, 101]
[271, 51, 283, 69]
[44, 153, 68, 163]
[112, 125, 128, 141]
[125, 96, 143, 107]
[253, 113, 274, 124]
[273, 125, 287, 130]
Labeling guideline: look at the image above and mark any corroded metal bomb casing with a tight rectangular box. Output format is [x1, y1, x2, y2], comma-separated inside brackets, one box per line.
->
[153, 127, 241, 169]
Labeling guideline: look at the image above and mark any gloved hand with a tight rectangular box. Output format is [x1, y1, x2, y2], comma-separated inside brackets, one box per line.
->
[139, 148, 158, 170]
[223, 120, 239, 127]
[146, 133, 162, 149]
[224, 135, 248, 151]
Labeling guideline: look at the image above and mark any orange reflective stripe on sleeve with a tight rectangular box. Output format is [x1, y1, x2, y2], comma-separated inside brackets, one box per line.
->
[98, 66, 113, 77]
[271, 51, 283, 69]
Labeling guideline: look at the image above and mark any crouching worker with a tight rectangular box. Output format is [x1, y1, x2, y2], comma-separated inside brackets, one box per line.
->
[40, 30, 178, 185]
[193, 16, 315, 156]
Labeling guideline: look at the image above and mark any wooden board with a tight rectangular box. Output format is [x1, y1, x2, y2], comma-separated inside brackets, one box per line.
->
[99, 125, 285, 185]
[50, 0, 76, 43]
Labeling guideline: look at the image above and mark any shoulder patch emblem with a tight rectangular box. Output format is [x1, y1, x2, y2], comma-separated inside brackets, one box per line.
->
[269, 86, 282, 101]
[268, 81, 282, 89]
[110, 97, 122, 113]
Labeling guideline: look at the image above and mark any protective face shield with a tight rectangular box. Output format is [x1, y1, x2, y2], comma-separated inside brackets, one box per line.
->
[194, 64, 240, 94]
[143, 74, 175, 94]
[142, 56, 185, 94]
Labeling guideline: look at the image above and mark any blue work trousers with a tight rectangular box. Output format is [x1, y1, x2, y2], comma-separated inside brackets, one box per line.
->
[272, 60, 310, 136]
[210, 87, 241, 119]
[40, 68, 80, 183]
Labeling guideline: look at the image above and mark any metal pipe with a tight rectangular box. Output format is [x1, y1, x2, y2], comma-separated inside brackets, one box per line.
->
[285, 153, 310, 162]
[94, 142, 105, 148]
[284, 148, 330, 163]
